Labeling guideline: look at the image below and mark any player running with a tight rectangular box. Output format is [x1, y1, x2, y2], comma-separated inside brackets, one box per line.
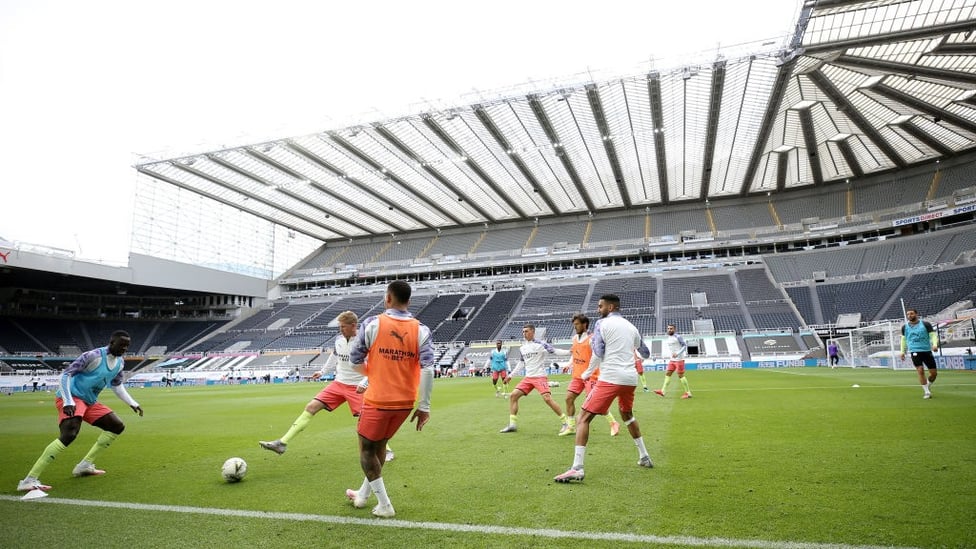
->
[899, 308, 939, 399]
[485, 340, 511, 397]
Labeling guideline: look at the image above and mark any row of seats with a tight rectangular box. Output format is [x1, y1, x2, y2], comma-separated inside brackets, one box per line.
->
[3, 258, 973, 356]
[294, 163, 974, 272]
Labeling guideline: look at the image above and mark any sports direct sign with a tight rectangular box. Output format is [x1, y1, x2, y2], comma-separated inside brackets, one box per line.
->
[892, 204, 976, 227]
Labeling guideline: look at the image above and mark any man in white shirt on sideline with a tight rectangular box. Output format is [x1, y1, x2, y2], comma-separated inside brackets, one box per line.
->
[554, 294, 652, 483]
[653, 324, 692, 399]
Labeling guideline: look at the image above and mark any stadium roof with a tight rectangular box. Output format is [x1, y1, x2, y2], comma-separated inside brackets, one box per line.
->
[135, 0, 976, 243]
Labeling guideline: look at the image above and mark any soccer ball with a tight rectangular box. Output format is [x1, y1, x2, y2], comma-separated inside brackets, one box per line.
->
[222, 457, 247, 483]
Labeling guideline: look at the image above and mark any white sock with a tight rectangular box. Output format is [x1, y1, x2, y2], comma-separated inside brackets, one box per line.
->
[572, 445, 586, 470]
[369, 477, 391, 507]
[634, 436, 649, 458]
[357, 477, 372, 499]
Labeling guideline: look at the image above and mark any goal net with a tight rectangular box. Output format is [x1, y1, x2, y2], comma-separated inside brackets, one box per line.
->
[939, 316, 974, 345]
[846, 321, 913, 369]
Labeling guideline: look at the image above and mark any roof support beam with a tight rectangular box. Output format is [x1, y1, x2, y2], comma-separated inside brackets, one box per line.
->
[897, 119, 956, 157]
[798, 108, 824, 186]
[870, 83, 976, 136]
[775, 150, 790, 191]
[168, 163, 347, 238]
[834, 54, 976, 86]
[242, 148, 403, 233]
[327, 133, 466, 226]
[699, 60, 726, 200]
[646, 73, 670, 203]
[586, 84, 631, 208]
[802, 19, 976, 54]
[807, 70, 908, 168]
[371, 125, 496, 221]
[421, 115, 528, 218]
[282, 141, 432, 229]
[203, 154, 385, 234]
[137, 169, 333, 241]
[204, 154, 277, 187]
[931, 40, 976, 56]
[740, 57, 794, 195]
[527, 95, 596, 212]
[836, 139, 864, 178]
[473, 106, 560, 215]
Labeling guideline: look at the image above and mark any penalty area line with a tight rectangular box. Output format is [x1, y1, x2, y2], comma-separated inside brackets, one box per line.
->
[0, 495, 918, 549]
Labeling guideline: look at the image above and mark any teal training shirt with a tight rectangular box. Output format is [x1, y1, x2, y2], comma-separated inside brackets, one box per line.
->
[902, 321, 935, 353]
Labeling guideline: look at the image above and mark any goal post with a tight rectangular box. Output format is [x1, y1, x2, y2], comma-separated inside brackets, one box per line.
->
[846, 321, 913, 369]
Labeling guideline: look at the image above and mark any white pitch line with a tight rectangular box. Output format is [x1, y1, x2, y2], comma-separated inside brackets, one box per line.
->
[0, 495, 918, 549]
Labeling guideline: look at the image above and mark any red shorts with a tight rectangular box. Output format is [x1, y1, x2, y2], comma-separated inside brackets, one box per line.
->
[581, 381, 635, 416]
[357, 405, 412, 442]
[667, 360, 686, 374]
[314, 381, 364, 416]
[491, 370, 510, 383]
[56, 398, 113, 425]
[567, 377, 595, 396]
[514, 377, 551, 396]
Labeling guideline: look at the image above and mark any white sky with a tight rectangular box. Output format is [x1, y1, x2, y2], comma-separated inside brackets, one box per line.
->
[0, 0, 801, 264]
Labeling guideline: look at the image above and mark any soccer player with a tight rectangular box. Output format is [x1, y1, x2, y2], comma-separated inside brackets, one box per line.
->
[259, 311, 395, 462]
[635, 351, 649, 392]
[344, 280, 434, 518]
[486, 340, 511, 397]
[554, 294, 652, 483]
[17, 330, 143, 494]
[899, 308, 939, 399]
[653, 324, 692, 399]
[498, 323, 571, 434]
[560, 313, 620, 437]
[827, 340, 840, 367]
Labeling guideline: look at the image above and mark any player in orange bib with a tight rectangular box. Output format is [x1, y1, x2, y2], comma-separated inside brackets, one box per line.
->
[258, 310, 395, 462]
[344, 280, 434, 519]
[559, 313, 621, 437]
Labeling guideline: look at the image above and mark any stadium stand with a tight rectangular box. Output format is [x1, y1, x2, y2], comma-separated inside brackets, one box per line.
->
[735, 268, 782, 303]
[785, 285, 817, 326]
[415, 293, 466, 335]
[878, 265, 976, 320]
[423, 231, 483, 259]
[748, 304, 803, 331]
[817, 278, 905, 324]
[529, 219, 587, 250]
[592, 276, 656, 312]
[472, 225, 532, 254]
[517, 283, 590, 316]
[455, 289, 523, 343]
[710, 202, 775, 231]
[661, 274, 736, 307]
[587, 214, 645, 245]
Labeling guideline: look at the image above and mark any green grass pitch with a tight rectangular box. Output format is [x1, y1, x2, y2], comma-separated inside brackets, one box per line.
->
[1, 368, 974, 548]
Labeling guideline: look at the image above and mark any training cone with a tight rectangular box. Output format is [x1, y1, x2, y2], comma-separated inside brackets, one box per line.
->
[22, 489, 49, 500]
[852, 384, 860, 388]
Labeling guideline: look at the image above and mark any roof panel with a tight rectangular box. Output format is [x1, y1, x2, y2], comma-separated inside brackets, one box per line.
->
[503, 100, 584, 213]
[436, 111, 541, 218]
[135, 2, 976, 244]
[622, 77, 663, 202]
[598, 79, 656, 204]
